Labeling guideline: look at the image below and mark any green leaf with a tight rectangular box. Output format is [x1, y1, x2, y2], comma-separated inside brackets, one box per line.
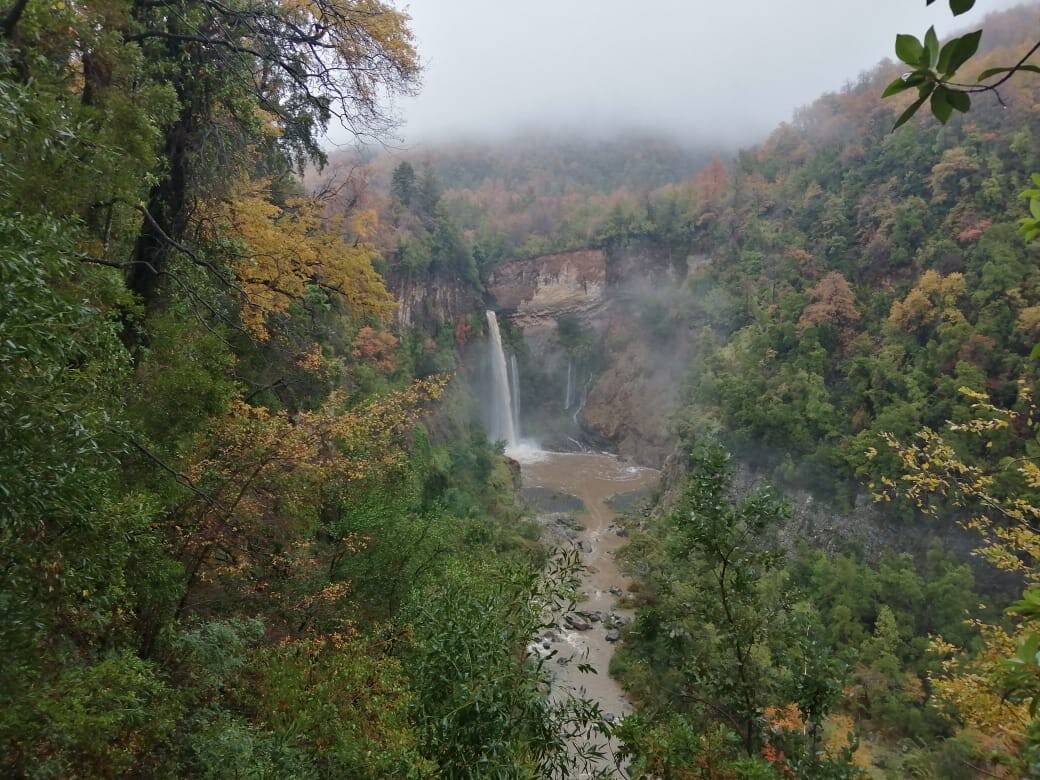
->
[978, 63, 1040, 81]
[882, 77, 912, 98]
[945, 30, 982, 75]
[882, 72, 928, 98]
[950, 0, 975, 14]
[892, 91, 930, 130]
[895, 34, 926, 67]
[924, 26, 940, 67]
[930, 86, 953, 123]
[937, 39, 958, 75]
[947, 89, 971, 113]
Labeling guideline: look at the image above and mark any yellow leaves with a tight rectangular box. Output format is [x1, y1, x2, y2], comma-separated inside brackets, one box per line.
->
[822, 714, 872, 769]
[887, 269, 967, 333]
[175, 374, 448, 566]
[928, 623, 1029, 757]
[207, 179, 394, 340]
[1017, 305, 1040, 339]
[875, 383, 1040, 581]
[296, 344, 324, 373]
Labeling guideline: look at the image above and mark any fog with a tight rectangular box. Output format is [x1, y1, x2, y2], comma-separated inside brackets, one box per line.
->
[336, 0, 1020, 150]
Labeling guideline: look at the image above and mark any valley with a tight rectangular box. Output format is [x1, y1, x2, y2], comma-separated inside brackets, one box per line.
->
[4, 0, 1040, 777]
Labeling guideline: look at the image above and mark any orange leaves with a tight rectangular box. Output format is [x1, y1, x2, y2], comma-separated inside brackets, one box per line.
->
[797, 271, 860, 332]
[764, 703, 805, 733]
[207, 180, 394, 340]
[352, 326, 398, 372]
[172, 375, 448, 598]
[692, 157, 729, 205]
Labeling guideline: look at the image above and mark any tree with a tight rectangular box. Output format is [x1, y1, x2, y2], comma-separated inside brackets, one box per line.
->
[798, 271, 860, 333]
[390, 161, 417, 206]
[206, 179, 395, 340]
[661, 443, 794, 756]
[122, 0, 420, 314]
[872, 383, 1039, 774]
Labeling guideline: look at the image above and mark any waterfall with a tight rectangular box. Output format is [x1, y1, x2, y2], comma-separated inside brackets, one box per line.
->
[564, 359, 573, 410]
[572, 374, 586, 427]
[486, 311, 518, 447]
[509, 353, 522, 439]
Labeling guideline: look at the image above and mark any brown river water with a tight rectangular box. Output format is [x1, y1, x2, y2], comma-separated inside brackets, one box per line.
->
[517, 449, 659, 778]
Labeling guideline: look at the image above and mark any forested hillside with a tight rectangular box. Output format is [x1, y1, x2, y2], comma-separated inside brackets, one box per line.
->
[592, 5, 1040, 777]
[0, 2, 607, 776]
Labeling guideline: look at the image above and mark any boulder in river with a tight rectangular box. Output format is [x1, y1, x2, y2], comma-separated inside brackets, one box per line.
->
[605, 629, 621, 643]
[564, 614, 592, 631]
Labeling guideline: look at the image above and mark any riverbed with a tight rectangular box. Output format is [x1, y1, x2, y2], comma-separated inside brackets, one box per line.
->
[516, 448, 659, 777]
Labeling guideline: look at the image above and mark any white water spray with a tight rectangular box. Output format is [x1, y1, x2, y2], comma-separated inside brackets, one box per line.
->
[564, 359, 573, 410]
[509, 353, 522, 439]
[572, 376, 586, 427]
[486, 311, 518, 447]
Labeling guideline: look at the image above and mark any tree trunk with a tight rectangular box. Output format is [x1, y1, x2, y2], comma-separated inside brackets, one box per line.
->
[1, 0, 30, 39]
[127, 101, 196, 313]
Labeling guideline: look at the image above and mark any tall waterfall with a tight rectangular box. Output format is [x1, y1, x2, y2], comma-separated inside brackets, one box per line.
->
[509, 354, 522, 439]
[486, 311, 518, 447]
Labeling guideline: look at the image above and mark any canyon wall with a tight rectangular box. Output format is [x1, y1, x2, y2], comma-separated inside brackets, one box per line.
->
[489, 243, 694, 465]
[392, 271, 484, 333]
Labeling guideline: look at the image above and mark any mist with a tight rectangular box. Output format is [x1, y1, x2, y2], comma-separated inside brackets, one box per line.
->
[332, 0, 1022, 151]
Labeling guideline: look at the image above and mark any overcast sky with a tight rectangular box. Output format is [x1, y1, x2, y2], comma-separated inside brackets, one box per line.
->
[340, 0, 1022, 150]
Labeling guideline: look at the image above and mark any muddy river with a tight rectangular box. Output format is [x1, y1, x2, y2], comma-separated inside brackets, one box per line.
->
[517, 449, 659, 778]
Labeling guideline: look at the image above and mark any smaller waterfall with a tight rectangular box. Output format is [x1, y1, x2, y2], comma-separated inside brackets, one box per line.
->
[564, 359, 573, 410]
[509, 353, 522, 439]
[572, 375, 587, 427]
[486, 311, 518, 447]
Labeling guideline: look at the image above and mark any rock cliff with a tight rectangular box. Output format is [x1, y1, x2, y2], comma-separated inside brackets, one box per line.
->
[391, 270, 484, 333]
[488, 243, 691, 465]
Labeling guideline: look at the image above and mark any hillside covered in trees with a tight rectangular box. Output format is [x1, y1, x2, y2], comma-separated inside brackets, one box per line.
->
[0, 1, 611, 776]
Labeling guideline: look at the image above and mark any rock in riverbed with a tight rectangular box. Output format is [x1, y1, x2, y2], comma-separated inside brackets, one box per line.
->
[564, 614, 591, 631]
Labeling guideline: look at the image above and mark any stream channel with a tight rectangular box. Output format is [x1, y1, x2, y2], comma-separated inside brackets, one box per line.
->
[517, 449, 659, 778]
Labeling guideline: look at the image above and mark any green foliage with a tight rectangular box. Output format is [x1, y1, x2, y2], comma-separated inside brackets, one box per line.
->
[402, 551, 608, 777]
[3, 653, 180, 778]
[0, 5, 599, 776]
[617, 442, 989, 776]
[615, 442, 863, 774]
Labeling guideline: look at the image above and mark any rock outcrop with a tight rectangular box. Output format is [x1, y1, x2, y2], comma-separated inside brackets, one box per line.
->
[488, 248, 608, 328]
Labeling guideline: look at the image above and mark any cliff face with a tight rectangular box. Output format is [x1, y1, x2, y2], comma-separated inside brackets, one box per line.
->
[391, 271, 484, 333]
[488, 248, 608, 327]
[489, 243, 690, 465]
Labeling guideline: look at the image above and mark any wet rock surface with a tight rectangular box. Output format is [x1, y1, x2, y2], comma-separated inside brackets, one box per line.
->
[521, 486, 586, 514]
